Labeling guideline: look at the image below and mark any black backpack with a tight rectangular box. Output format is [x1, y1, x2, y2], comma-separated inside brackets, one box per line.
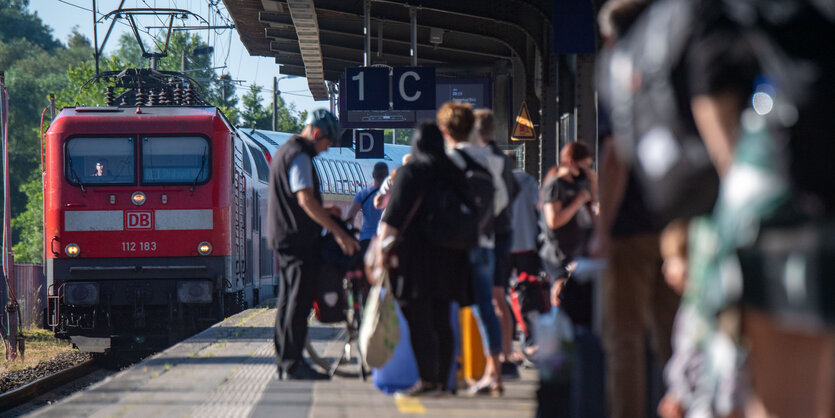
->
[419, 164, 479, 251]
[602, 0, 719, 224]
[455, 149, 496, 238]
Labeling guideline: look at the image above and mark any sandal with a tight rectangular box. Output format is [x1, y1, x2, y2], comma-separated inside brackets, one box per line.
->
[467, 379, 504, 397]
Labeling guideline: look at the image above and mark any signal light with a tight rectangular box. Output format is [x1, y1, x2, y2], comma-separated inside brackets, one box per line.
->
[197, 241, 212, 256]
[131, 191, 146, 206]
[65, 243, 81, 257]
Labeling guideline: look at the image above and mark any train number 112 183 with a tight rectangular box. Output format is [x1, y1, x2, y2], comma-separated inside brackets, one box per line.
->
[121, 241, 157, 251]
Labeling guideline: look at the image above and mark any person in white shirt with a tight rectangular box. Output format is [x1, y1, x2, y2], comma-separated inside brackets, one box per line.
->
[437, 101, 507, 395]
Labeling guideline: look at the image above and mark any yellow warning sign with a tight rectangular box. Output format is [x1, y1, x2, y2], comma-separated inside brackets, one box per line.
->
[511, 101, 536, 141]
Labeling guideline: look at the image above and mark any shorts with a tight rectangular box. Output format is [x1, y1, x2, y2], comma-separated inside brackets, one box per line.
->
[493, 236, 512, 289]
[510, 250, 542, 277]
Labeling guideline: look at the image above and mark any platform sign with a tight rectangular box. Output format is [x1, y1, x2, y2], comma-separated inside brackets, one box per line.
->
[341, 77, 491, 129]
[355, 130, 384, 159]
[511, 101, 537, 141]
[392, 67, 436, 110]
[345, 67, 389, 111]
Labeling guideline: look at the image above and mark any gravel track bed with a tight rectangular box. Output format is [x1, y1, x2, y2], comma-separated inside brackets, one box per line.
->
[0, 352, 92, 393]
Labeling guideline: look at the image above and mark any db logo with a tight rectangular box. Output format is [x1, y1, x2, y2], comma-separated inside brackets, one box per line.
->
[126, 211, 153, 230]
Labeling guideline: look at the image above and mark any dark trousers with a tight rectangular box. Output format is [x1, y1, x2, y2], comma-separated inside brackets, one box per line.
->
[400, 298, 453, 388]
[274, 249, 319, 370]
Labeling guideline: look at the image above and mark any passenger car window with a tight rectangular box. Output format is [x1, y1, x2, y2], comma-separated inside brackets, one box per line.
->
[141, 136, 210, 184]
[65, 137, 135, 185]
[241, 143, 253, 176]
[246, 144, 269, 182]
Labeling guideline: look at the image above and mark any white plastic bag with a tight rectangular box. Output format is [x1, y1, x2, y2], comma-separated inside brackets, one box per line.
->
[358, 268, 400, 368]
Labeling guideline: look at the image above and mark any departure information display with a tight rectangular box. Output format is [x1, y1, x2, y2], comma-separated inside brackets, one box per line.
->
[339, 77, 491, 129]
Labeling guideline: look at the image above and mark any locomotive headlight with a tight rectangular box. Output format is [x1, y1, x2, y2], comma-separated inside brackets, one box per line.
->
[65, 243, 81, 257]
[197, 241, 212, 256]
[65, 282, 99, 306]
[131, 191, 146, 206]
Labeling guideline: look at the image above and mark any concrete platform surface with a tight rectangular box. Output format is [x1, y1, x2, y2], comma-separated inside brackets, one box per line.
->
[25, 306, 537, 417]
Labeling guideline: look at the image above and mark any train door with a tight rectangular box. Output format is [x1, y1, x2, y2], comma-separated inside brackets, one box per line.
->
[231, 137, 247, 306]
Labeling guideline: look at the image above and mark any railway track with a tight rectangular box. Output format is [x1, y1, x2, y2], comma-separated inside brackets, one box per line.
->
[0, 359, 98, 411]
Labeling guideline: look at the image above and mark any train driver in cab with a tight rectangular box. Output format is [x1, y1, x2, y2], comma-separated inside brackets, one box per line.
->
[267, 109, 361, 381]
[92, 158, 109, 177]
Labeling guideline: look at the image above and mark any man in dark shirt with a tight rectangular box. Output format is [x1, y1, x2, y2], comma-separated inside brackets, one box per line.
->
[267, 109, 360, 380]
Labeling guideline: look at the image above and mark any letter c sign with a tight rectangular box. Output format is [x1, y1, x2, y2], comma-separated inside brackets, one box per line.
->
[392, 67, 435, 110]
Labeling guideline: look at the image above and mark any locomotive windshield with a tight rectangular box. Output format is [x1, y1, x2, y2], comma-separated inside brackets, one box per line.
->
[141, 136, 210, 184]
[65, 137, 136, 185]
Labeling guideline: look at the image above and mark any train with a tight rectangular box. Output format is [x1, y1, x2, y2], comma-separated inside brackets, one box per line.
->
[43, 69, 408, 354]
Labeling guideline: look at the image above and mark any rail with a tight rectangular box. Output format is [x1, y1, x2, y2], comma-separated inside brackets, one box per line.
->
[0, 359, 97, 410]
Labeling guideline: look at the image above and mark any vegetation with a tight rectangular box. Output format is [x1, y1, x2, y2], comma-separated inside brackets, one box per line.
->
[0, 327, 76, 374]
[383, 129, 413, 145]
[1, 1, 307, 263]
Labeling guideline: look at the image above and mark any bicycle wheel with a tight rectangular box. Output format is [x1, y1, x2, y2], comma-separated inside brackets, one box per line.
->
[305, 313, 363, 378]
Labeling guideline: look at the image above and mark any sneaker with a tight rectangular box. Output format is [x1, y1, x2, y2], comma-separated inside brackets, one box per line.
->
[282, 362, 331, 381]
[500, 362, 520, 379]
[394, 381, 443, 398]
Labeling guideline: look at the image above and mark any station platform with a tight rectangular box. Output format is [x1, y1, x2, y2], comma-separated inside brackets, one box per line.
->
[26, 304, 538, 417]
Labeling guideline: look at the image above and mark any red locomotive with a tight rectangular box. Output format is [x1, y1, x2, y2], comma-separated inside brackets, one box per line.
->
[43, 69, 407, 355]
[43, 69, 266, 353]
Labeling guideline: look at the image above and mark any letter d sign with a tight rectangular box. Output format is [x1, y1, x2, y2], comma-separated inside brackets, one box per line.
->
[355, 130, 384, 159]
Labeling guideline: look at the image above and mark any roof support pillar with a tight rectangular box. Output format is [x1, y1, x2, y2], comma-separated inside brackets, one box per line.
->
[409, 7, 417, 66]
[363, 0, 371, 66]
[377, 22, 384, 60]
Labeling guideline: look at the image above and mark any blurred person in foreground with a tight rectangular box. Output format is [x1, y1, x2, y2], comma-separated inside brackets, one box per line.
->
[682, 2, 835, 416]
[593, 1, 680, 416]
[374, 122, 472, 397]
[345, 161, 389, 254]
[474, 109, 520, 378]
[267, 109, 360, 380]
[438, 101, 509, 395]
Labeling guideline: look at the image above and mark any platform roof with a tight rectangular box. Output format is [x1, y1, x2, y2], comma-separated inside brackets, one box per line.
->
[222, 0, 553, 100]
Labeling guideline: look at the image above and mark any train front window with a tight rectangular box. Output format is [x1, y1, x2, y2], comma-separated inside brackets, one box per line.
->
[65, 137, 135, 185]
[141, 136, 210, 185]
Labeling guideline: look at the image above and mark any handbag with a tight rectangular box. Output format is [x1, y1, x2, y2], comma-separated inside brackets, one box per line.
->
[358, 268, 401, 368]
[359, 186, 425, 368]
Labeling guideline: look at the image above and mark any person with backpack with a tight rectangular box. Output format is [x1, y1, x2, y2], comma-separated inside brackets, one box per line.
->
[438, 101, 509, 396]
[373, 122, 473, 397]
[345, 162, 389, 255]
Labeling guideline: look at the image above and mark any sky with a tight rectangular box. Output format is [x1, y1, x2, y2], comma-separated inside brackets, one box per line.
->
[32, 0, 321, 117]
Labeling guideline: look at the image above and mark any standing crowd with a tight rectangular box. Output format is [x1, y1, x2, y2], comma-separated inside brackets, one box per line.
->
[265, 0, 834, 415]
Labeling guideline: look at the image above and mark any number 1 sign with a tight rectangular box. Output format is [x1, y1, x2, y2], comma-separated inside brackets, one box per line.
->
[346, 67, 389, 111]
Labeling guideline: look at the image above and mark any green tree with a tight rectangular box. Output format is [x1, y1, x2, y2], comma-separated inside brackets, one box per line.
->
[208, 73, 239, 125]
[11, 174, 43, 263]
[240, 85, 271, 129]
[0, 0, 61, 51]
[383, 129, 413, 145]
[274, 94, 305, 133]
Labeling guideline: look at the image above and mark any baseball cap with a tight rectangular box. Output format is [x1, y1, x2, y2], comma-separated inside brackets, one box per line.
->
[305, 109, 340, 141]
